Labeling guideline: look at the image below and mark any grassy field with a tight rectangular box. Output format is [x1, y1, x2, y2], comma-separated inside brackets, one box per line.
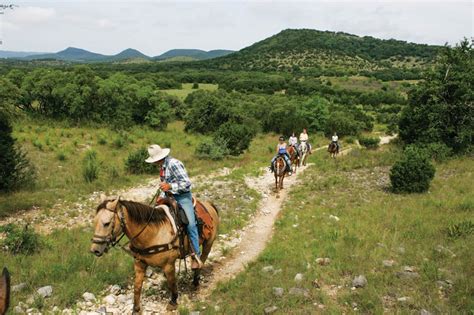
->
[161, 83, 218, 100]
[199, 147, 473, 314]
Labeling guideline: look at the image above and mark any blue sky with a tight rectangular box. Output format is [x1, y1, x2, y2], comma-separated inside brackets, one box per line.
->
[0, 0, 472, 55]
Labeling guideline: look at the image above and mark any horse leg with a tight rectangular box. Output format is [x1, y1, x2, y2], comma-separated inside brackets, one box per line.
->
[164, 263, 179, 310]
[132, 259, 147, 314]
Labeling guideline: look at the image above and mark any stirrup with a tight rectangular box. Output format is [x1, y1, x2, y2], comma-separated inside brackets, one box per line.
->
[191, 253, 203, 269]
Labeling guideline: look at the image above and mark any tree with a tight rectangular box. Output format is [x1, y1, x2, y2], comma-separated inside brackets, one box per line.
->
[145, 99, 173, 130]
[0, 113, 36, 192]
[399, 39, 474, 153]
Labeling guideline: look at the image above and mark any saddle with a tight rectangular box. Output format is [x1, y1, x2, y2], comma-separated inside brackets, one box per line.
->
[155, 197, 215, 242]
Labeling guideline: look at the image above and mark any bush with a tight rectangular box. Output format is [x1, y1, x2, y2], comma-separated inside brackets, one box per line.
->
[56, 151, 67, 161]
[145, 99, 173, 130]
[195, 138, 229, 160]
[125, 148, 159, 174]
[359, 136, 380, 149]
[192, 82, 199, 89]
[214, 122, 255, 156]
[0, 113, 36, 192]
[82, 150, 100, 183]
[419, 142, 453, 162]
[0, 223, 41, 255]
[390, 146, 436, 193]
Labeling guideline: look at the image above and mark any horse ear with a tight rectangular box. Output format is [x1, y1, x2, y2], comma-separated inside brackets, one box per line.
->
[109, 196, 121, 210]
[99, 194, 107, 203]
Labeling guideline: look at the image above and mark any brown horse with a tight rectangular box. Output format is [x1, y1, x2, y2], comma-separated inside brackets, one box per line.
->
[273, 156, 287, 193]
[288, 145, 300, 173]
[328, 142, 339, 158]
[90, 197, 219, 313]
[0, 268, 10, 315]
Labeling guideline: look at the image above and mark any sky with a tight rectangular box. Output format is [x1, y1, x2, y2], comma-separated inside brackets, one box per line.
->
[0, 0, 472, 56]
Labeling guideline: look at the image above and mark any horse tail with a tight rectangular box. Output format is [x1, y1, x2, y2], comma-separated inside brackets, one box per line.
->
[1, 267, 10, 315]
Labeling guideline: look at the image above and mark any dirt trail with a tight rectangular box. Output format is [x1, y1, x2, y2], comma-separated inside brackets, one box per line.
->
[197, 164, 310, 296]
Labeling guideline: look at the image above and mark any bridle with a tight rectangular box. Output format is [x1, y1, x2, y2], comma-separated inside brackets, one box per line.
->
[91, 203, 127, 249]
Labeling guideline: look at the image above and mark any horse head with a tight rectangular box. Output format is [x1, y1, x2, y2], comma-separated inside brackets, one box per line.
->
[90, 196, 123, 257]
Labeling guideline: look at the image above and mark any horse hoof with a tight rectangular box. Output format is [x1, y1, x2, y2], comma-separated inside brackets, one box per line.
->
[166, 303, 178, 311]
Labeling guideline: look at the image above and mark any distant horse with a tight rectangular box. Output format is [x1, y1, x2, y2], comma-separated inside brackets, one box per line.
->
[0, 267, 10, 315]
[288, 145, 300, 173]
[90, 197, 219, 313]
[300, 141, 309, 166]
[273, 155, 287, 193]
[328, 142, 339, 158]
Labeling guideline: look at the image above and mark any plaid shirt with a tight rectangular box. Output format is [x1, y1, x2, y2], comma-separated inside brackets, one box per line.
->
[160, 156, 192, 196]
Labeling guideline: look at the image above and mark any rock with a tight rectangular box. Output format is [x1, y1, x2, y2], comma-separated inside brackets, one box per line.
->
[396, 271, 420, 279]
[315, 257, 331, 266]
[312, 279, 321, 288]
[37, 285, 53, 298]
[109, 284, 121, 295]
[403, 266, 415, 272]
[289, 287, 310, 297]
[103, 294, 116, 305]
[272, 287, 284, 297]
[12, 283, 27, 292]
[352, 275, 367, 288]
[420, 309, 432, 315]
[13, 305, 23, 314]
[190, 312, 200, 315]
[83, 292, 96, 302]
[398, 247, 406, 254]
[214, 305, 221, 312]
[264, 306, 278, 314]
[397, 296, 413, 303]
[382, 260, 395, 267]
[262, 265, 274, 273]
[117, 294, 128, 303]
[146, 268, 153, 278]
[294, 273, 304, 282]
[329, 215, 340, 221]
[96, 306, 107, 314]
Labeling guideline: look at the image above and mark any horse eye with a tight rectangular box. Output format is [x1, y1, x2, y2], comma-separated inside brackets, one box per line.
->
[103, 222, 110, 228]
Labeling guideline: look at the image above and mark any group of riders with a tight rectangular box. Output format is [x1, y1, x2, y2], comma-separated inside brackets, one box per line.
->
[270, 128, 340, 174]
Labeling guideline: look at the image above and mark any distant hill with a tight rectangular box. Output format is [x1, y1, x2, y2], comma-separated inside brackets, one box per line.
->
[0, 50, 47, 59]
[154, 49, 234, 61]
[205, 29, 441, 75]
[110, 48, 150, 61]
[24, 47, 109, 62]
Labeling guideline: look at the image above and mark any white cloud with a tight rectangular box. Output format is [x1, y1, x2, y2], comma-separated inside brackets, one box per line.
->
[7, 6, 56, 25]
[97, 18, 116, 29]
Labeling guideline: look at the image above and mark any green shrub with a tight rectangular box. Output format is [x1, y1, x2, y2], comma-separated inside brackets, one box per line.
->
[419, 142, 453, 162]
[113, 136, 126, 148]
[98, 136, 107, 145]
[446, 220, 474, 239]
[82, 150, 100, 183]
[390, 146, 435, 193]
[56, 151, 67, 161]
[346, 137, 355, 144]
[125, 148, 158, 174]
[192, 82, 199, 89]
[0, 223, 41, 255]
[195, 138, 229, 160]
[214, 121, 255, 156]
[0, 113, 36, 192]
[359, 136, 380, 149]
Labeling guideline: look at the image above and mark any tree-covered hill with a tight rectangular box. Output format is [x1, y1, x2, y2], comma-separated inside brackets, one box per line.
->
[203, 29, 442, 78]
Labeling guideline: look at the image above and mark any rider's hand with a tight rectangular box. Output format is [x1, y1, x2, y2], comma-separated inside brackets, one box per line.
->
[160, 182, 171, 192]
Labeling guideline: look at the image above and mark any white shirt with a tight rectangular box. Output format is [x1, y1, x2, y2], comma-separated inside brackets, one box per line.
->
[289, 136, 298, 146]
[332, 135, 338, 142]
[299, 133, 308, 142]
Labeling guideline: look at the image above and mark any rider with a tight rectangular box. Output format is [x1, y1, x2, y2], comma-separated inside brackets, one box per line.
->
[270, 136, 292, 174]
[145, 144, 202, 269]
[288, 132, 299, 156]
[299, 128, 312, 154]
[331, 132, 340, 152]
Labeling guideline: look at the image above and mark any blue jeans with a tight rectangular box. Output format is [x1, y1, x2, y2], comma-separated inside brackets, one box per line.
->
[173, 192, 201, 256]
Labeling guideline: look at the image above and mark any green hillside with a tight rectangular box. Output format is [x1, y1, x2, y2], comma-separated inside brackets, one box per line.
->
[204, 29, 441, 78]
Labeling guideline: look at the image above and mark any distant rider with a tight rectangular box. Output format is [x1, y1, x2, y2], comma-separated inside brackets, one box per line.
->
[331, 132, 340, 152]
[288, 132, 299, 156]
[270, 136, 292, 174]
[299, 128, 312, 154]
[145, 144, 202, 269]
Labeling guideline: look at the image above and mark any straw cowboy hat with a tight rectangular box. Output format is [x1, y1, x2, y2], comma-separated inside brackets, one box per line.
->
[145, 144, 170, 163]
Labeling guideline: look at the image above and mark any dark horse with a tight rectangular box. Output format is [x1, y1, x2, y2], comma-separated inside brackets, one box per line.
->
[0, 268, 10, 315]
[288, 145, 300, 173]
[273, 155, 287, 194]
[328, 142, 339, 158]
[90, 197, 219, 313]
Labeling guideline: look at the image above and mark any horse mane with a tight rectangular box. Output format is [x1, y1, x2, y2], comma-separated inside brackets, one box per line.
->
[96, 199, 169, 226]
